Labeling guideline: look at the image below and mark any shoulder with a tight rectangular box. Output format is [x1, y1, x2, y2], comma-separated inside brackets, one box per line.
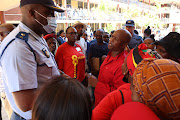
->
[134, 34, 142, 40]
[90, 43, 97, 47]
[103, 42, 108, 46]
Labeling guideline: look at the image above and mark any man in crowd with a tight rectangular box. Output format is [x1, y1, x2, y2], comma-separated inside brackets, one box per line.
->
[0, 23, 16, 119]
[103, 32, 110, 43]
[73, 21, 87, 55]
[88, 29, 109, 77]
[0, 0, 64, 119]
[125, 20, 143, 49]
[87, 29, 132, 106]
[57, 30, 66, 45]
[0, 24, 15, 42]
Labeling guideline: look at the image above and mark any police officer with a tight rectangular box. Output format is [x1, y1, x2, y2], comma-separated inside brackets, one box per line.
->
[0, 0, 64, 119]
[125, 20, 143, 49]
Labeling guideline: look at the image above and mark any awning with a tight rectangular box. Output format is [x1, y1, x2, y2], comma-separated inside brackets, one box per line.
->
[0, 0, 20, 11]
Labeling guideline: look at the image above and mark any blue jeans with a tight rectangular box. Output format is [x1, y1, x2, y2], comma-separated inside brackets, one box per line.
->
[10, 112, 26, 120]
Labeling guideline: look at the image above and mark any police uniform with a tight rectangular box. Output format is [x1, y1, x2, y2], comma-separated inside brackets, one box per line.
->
[128, 33, 143, 49]
[0, 22, 60, 119]
[125, 20, 143, 49]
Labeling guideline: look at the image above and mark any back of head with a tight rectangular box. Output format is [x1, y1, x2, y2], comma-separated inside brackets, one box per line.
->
[133, 58, 180, 120]
[57, 30, 64, 37]
[32, 76, 92, 120]
[144, 26, 151, 36]
[0, 23, 16, 41]
[111, 102, 159, 120]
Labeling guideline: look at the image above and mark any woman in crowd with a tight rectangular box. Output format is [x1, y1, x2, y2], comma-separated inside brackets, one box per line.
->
[154, 32, 180, 63]
[43, 33, 57, 55]
[143, 34, 155, 50]
[132, 58, 180, 120]
[55, 26, 87, 86]
[32, 76, 92, 120]
[143, 26, 151, 40]
[91, 43, 161, 120]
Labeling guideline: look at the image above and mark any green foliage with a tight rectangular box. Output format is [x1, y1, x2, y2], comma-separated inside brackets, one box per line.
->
[104, 23, 116, 33]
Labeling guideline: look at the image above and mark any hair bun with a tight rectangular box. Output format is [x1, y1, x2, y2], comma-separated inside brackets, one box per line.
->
[147, 26, 150, 29]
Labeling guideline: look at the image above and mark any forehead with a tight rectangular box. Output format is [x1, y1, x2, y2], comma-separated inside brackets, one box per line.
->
[75, 25, 83, 28]
[67, 27, 77, 33]
[126, 26, 134, 28]
[112, 31, 121, 38]
[96, 30, 103, 35]
[47, 37, 56, 42]
[83, 32, 87, 35]
[104, 34, 109, 37]
[144, 38, 153, 42]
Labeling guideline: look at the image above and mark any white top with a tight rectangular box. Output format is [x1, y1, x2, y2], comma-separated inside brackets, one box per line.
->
[75, 37, 88, 70]
[0, 22, 60, 119]
[75, 37, 87, 56]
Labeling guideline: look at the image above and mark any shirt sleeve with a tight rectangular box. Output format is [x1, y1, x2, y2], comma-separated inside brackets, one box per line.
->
[92, 90, 122, 120]
[111, 67, 125, 91]
[1, 40, 37, 92]
[55, 46, 64, 70]
[95, 67, 125, 105]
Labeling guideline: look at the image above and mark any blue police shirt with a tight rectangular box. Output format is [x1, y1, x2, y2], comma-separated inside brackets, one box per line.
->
[128, 33, 143, 49]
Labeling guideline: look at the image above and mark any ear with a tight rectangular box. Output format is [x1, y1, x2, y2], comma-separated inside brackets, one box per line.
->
[29, 10, 35, 18]
[123, 43, 128, 49]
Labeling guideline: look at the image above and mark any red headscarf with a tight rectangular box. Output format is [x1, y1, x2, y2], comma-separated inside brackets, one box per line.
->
[127, 43, 161, 76]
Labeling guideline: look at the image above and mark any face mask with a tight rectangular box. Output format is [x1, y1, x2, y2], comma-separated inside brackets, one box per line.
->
[34, 10, 57, 33]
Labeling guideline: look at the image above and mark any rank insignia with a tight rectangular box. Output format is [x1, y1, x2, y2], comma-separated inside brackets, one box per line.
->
[42, 48, 50, 58]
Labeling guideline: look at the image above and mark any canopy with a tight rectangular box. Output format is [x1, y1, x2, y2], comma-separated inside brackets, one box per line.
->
[0, 0, 20, 11]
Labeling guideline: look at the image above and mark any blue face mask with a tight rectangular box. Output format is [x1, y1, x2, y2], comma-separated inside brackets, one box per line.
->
[34, 10, 57, 33]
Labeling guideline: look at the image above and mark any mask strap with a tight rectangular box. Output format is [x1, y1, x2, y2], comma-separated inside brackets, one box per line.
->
[34, 10, 47, 20]
[34, 19, 44, 27]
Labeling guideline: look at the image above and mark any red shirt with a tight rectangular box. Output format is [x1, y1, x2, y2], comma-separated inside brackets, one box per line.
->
[55, 42, 85, 82]
[94, 51, 126, 106]
[92, 83, 132, 120]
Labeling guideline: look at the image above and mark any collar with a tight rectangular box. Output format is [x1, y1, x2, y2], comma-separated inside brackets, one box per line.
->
[108, 50, 126, 61]
[19, 22, 43, 41]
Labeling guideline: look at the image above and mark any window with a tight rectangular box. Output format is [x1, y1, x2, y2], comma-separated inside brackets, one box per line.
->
[78, 1, 83, 8]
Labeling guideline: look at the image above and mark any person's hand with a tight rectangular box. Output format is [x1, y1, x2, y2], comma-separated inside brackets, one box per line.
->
[59, 70, 71, 79]
[85, 73, 98, 87]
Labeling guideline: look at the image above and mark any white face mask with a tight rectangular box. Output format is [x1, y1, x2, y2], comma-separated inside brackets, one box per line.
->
[34, 10, 57, 33]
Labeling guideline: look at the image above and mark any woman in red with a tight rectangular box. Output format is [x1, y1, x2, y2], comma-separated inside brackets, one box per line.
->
[92, 43, 161, 120]
[55, 26, 86, 85]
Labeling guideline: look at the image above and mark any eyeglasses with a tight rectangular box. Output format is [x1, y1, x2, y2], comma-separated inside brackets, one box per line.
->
[66, 32, 77, 35]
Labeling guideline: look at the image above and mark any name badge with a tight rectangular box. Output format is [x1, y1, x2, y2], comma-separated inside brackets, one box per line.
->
[76, 47, 81, 52]
[42, 48, 50, 58]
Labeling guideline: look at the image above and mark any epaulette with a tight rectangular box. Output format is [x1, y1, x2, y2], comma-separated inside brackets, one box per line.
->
[16, 32, 29, 42]
[137, 35, 142, 40]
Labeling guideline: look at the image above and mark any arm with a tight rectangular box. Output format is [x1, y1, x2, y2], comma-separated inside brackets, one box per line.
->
[95, 67, 125, 99]
[1, 40, 38, 112]
[92, 90, 122, 120]
[12, 89, 37, 112]
[55, 46, 63, 70]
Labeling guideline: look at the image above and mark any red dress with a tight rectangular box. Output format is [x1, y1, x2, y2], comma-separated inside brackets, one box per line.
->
[55, 42, 85, 82]
[92, 83, 132, 120]
[94, 51, 127, 106]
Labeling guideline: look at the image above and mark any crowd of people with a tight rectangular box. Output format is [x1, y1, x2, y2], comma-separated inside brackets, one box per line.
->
[0, 0, 180, 120]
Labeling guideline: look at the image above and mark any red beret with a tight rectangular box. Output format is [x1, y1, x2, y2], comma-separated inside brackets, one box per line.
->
[43, 33, 57, 41]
